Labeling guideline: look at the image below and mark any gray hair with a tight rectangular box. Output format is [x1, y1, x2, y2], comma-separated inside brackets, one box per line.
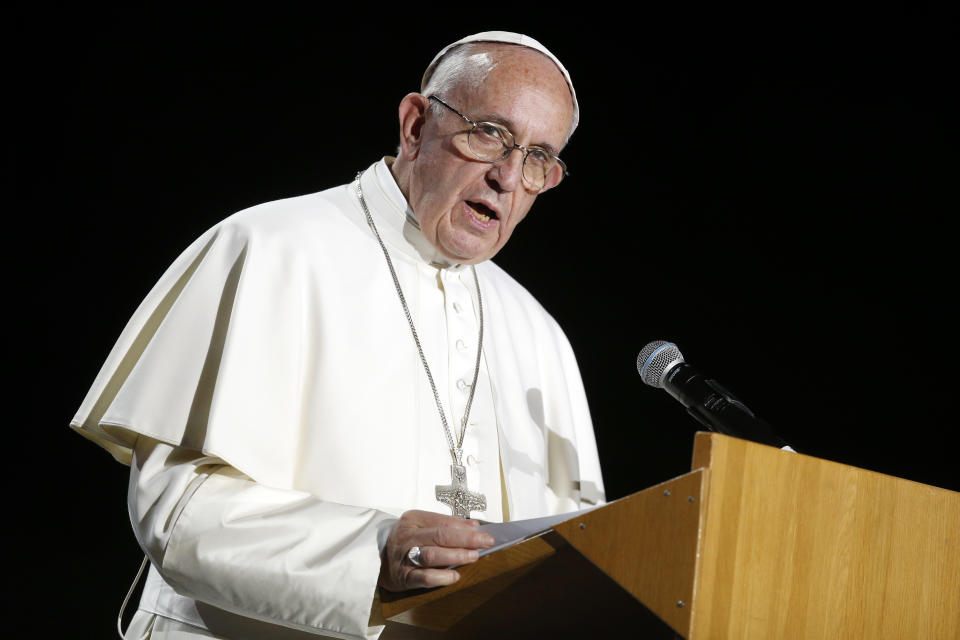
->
[422, 43, 499, 117]
[408, 42, 575, 150]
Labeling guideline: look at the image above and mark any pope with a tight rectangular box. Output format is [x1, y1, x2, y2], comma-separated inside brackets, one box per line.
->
[73, 31, 605, 639]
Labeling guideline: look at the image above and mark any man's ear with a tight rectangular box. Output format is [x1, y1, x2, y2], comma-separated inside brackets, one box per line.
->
[397, 93, 430, 160]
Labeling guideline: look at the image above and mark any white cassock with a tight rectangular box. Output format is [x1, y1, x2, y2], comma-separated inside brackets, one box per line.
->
[72, 158, 605, 639]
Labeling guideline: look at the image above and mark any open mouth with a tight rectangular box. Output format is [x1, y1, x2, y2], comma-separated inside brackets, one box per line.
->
[466, 201, 498, 222]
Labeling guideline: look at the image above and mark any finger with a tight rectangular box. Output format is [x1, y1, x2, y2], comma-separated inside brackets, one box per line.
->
[428, 525, 495, 550]
[415, 545, 481, 568]
[400, 509, 482, 530]
[405, 568, 461, 590]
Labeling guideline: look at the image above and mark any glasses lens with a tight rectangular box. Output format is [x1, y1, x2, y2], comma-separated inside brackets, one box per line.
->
[523, 149, 559, 191]
[468, 124, 514, 162]
[466, 121, 565, 192]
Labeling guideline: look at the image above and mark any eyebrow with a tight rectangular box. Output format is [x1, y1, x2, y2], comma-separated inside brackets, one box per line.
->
[475, 112, 561, 157]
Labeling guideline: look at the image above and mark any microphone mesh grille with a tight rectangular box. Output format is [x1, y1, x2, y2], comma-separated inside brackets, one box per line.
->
[636, 340, 684, 388]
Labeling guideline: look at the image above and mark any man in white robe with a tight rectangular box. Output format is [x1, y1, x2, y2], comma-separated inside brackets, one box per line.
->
[72, 32, 605, 639]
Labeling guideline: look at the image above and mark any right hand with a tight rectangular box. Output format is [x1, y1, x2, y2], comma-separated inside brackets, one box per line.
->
[378, 510, 495, 592]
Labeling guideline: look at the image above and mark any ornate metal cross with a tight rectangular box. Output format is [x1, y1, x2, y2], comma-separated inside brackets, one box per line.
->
[435, 464, 487, 519]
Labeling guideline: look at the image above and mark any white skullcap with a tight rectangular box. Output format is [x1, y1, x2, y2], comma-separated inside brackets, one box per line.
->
[420, 31, 579, 133]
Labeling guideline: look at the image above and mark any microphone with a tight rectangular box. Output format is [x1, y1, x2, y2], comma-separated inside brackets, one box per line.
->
[637, 340, 788, 448]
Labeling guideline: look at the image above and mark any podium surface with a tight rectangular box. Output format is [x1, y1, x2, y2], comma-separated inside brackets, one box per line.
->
[380, 433, 960, 639]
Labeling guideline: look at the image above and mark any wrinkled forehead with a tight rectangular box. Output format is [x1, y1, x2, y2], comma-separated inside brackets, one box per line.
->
[421, 31, 579, 134]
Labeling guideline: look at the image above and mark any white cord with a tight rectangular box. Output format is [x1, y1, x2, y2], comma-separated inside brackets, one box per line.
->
[117, 555, 150, 639]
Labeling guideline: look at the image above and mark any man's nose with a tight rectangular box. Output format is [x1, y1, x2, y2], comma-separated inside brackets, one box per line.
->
[486, 149, 524, 193]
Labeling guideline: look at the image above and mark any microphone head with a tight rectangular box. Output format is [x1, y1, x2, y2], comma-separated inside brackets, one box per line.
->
[637, 341, 685, 388]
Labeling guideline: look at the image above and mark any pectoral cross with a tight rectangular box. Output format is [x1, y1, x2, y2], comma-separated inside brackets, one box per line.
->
[436, 464, 487, 519]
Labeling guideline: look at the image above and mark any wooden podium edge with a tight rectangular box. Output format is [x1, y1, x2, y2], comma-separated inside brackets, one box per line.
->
[552, 469, 708, 638]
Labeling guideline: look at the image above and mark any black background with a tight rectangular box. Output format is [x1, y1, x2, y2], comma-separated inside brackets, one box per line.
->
[10, 4, 957, 635]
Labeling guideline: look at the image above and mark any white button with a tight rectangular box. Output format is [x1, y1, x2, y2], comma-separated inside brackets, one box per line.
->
[466, 455, 477, 466]
[452, 301, 463, 313]
[456, 339, 467, 352]
[457, 379, 469, 392]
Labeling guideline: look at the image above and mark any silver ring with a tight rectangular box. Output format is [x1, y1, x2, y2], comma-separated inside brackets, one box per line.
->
[407, 546, 424, 567]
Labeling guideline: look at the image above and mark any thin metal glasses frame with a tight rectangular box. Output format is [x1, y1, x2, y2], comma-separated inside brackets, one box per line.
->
[427, 95, 568, 191]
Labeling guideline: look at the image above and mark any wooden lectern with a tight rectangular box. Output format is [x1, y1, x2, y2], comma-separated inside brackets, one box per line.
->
[378, 433, 960, 639]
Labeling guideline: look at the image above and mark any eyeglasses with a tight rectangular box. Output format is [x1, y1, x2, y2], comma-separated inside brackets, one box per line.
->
[427, 95, 568, 192]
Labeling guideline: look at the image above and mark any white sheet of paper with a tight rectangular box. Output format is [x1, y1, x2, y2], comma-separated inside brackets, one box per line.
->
[474, 506, 600, 558]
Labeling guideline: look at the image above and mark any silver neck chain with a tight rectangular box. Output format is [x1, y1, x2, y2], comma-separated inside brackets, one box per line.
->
[355, 171, 484, 466]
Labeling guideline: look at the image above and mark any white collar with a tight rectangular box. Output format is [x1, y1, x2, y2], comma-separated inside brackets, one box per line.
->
[359, 157, 463, 271]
